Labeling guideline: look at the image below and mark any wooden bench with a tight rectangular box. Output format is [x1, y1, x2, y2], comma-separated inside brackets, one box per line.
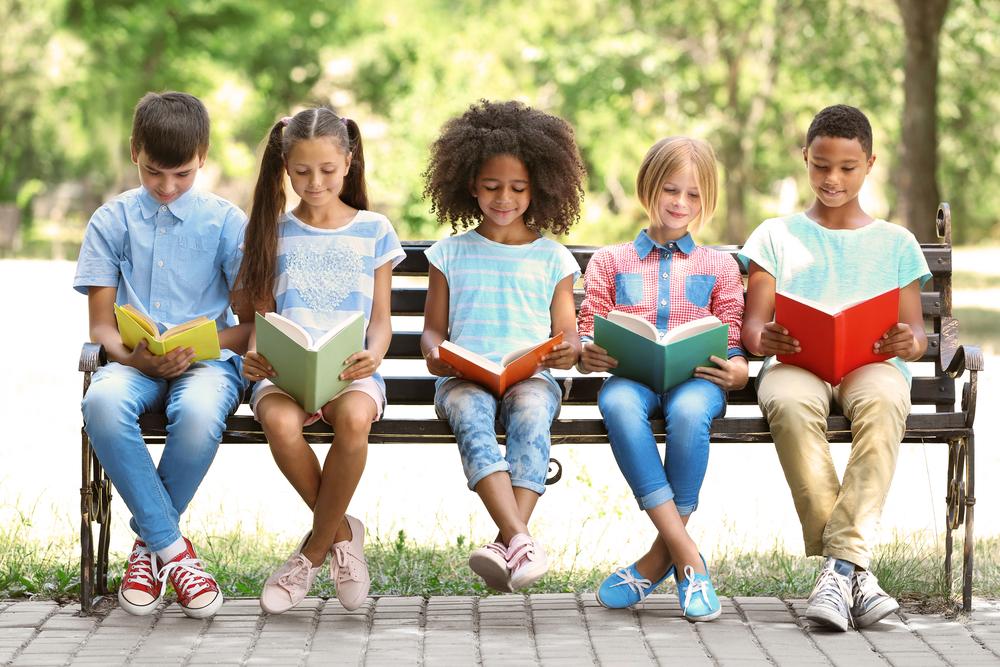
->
[78, 203, 982, 613]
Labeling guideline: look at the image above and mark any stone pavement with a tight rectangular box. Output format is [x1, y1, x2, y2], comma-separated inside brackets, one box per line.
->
[2, 595, 999, 666]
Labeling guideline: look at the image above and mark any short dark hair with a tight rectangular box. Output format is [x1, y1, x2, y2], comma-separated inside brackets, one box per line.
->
[423, 100, 586, 235]
[806, 104, 873, 157]
[131, 92, 210, 167]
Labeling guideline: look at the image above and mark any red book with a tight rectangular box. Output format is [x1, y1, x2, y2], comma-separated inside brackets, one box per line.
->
[438, 332, 564, 397]
[775, 287, 900, 385]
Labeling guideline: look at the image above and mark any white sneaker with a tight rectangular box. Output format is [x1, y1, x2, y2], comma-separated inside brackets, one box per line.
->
[852, 569, 899, 627]
[804, 558, 853, 631]
[469, 541, 511, 592]
[507, 533, 548, 591]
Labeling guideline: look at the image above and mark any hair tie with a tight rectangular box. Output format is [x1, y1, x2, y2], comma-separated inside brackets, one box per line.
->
[280, 116, 293, 127]
[341, 117, 350, 125]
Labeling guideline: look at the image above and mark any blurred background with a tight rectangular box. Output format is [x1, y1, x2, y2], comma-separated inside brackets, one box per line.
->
[2, 0, 998, 256]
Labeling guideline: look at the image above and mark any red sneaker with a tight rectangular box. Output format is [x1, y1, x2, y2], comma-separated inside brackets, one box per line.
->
[158, 537, 223, 618]
[117, 539, 163, 616]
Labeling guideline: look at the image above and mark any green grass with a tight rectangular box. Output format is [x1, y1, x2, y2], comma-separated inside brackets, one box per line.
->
[952, 306, 1000, 352]
[3, 521, 998, 605]
[953, 271, 1000, 291]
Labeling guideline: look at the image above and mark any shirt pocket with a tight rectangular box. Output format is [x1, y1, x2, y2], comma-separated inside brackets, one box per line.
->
[614, 273, 645, 306]
[684, 274, 716, 308]
[174, 233, 221, 292]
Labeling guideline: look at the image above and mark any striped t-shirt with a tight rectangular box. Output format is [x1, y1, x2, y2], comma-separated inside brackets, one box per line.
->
[425, 229, 580, 365]
[273, 210, 404, 342]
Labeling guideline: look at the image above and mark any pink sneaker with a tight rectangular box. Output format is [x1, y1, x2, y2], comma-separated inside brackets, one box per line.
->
[260, 532, 322, 614]
[158, 538, 223, 619]
[117, 539, 162, 616]
[507, 533, 548, 591]
[469, 541, 512, 592]
[330, 515, 369, 611]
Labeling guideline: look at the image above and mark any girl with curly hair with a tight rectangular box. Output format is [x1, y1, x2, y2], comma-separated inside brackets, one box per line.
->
[420, 100, 586, 591]
[578, 137, 748, 621]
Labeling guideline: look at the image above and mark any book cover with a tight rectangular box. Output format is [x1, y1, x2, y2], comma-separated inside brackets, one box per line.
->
[114, 303, 221, 361]
[438, 332, 565, 397]
[594, 311, 728, 393]
[775, 287, 900, 385]
[255, 311, 365, 414]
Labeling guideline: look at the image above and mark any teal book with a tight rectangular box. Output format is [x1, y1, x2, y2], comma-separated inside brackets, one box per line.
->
[254, 311, 365, 414]
[594, 311, 729, 393]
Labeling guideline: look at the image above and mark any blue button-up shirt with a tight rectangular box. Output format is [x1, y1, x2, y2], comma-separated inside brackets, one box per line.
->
[74, 187, 247, 360]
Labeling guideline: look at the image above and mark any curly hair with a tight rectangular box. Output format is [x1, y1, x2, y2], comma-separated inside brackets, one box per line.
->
[422, 100, 586, 235]
[806, 104, 873, 157]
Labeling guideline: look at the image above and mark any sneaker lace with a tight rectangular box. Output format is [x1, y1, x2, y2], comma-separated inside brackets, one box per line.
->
[333, 544, 364, 583]
[680, 565, 711, 614]
[125, 544, 157, 587]
[275, 554, 312, 592]
[854, 570, 883, 605]
[611, 567, 653, 601]
[809, 567, 854, 625]
[159, 556, 215, 601]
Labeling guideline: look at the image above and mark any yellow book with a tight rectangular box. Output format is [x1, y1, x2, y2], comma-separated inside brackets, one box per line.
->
[114, 303, 221, 361]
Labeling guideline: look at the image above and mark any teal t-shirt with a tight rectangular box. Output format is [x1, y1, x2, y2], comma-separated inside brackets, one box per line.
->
[738, 212, 931, 384]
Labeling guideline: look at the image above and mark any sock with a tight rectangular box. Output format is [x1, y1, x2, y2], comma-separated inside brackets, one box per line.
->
[833, 558, 855, 578]
[156, 537, 187, 564]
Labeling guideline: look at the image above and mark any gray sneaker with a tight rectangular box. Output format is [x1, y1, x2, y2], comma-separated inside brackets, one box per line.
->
[851, 569, 899, 627]
[804, 558, 853, 631]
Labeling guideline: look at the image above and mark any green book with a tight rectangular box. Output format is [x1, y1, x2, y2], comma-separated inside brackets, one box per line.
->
[254, 311, 365, 414]
[594, 311, 729, 393]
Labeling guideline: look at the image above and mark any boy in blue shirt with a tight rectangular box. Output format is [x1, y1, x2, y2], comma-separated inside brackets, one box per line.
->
[740, 105, 930, 631]
[74, 92, 249, 618]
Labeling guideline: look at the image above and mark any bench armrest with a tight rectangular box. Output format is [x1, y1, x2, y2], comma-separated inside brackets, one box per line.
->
[79, 342, 107, 373]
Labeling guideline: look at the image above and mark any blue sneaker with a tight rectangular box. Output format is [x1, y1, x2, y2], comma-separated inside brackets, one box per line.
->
[675, 558, 721, 622]
[596, 562, 675, 609]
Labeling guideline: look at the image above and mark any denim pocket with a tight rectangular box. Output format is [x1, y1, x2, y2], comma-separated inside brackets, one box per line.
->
[684, 274, 716, 308]
[614, 273, 644, 306]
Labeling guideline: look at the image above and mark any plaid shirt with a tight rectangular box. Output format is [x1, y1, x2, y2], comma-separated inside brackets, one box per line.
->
[578, 230, 745, 357]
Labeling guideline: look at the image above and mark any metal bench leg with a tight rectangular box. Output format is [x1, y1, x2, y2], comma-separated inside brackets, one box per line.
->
[80, 427, 96, 615]
[945, 435, 974, 612]
[962, 432, 975, 613]
[95, 459, 112, 596]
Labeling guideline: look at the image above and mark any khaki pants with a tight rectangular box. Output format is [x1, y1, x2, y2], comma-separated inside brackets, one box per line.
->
[757, 362, 910, 569]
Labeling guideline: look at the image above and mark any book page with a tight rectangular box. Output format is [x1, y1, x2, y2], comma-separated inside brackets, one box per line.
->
[313, 312, 364, 351]
[660, 315, 724, 345]
[264, 312, 313, 349]
[439, 341, 505, 376]
[606, 310, 658, 341]
[120, 304, 159, 337]
[161, 316, 212, 339]
[775, 291, 840, 316]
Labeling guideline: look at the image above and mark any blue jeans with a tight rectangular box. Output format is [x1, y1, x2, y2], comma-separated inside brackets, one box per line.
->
[81, 359, 244, 551]
[598, 376, 725, 514]
[435, 376, 561, 495]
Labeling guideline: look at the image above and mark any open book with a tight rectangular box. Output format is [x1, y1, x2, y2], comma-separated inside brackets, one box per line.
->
[593, 311, 728, 392]
[114, 303, 220, 361]
[255, 311, 365, 413]
[775, 287, 899, 385]
[438, 332, 564, 397]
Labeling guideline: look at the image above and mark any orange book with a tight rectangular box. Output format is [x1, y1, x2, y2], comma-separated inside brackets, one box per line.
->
[775, 287, 900, 385]
[438, 332, 565, 397]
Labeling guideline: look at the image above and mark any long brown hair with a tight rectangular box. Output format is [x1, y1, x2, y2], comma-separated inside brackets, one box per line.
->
[238, 108, 368, 309]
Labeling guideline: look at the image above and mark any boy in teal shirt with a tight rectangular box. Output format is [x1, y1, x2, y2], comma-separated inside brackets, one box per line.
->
[740, 105, 930, 631]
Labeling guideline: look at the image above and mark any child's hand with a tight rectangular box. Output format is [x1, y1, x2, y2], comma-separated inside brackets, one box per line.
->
[242, 351, 275, 382]
[541, 342, 578, 370]
[424, 346, 460, 378]
[758, 322, 800, 356]
[340, 350, 382, 381]
[874, 323, 919, 360]
[695, 355, 749, 391]
[578, 341, 618, 373]
[128, 340, 195, 379]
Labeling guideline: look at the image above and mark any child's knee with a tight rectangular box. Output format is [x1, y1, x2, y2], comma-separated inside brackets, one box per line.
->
[260, 403, 306, 440]
[330, 408, 373, 439]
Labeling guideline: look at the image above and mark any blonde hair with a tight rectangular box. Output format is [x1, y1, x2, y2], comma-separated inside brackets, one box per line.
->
[636, 137, 718, 234]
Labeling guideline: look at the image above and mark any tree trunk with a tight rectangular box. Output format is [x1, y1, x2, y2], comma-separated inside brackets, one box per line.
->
[895, 0, 949, 242]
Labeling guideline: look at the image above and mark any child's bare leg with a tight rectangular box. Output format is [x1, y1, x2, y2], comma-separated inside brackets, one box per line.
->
[476, 472, 530, 544]
[257, 394, 321, 507]
[492, 487, 540, 543]
[635, 514, 690, 579]
[646, 502, 704, 577]
[300, 391, 375, 565]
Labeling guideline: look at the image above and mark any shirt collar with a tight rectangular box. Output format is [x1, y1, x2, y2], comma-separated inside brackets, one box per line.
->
[632, 229, 697, 259]
[137, 187, 196, 222]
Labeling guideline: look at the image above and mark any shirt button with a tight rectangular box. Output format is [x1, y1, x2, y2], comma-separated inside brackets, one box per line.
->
[662, 272, 669, 278]
[159, 205, 167, 212]
[159, 228, 166, 235]
[154, 301, 161, 309]
[660, 299, 667, 306]
[157, 260, 164, 267]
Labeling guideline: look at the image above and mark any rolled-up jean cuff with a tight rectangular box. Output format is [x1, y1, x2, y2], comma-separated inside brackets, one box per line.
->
[637, 485, 675, 511]
[675, 502, 697, 516]
[467, 461, 511, 492]
[511, 477, 547, 496]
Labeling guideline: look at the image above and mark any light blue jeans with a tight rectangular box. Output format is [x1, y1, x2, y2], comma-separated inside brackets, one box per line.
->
[81, 358, 244, 551]
[435, 376, 561, 495]
[598, 375, 725, 514]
